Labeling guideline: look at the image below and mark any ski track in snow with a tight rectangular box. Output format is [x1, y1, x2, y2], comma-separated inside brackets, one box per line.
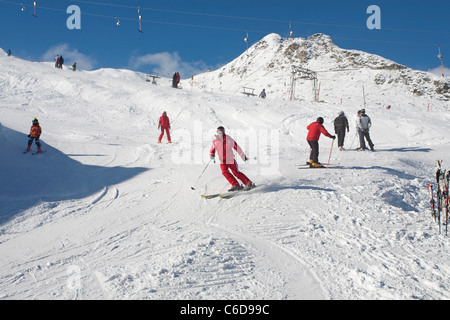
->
[0, 44, 450, 300]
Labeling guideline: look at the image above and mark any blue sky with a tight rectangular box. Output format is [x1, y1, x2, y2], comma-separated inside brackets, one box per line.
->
[0, 0, 449, 78]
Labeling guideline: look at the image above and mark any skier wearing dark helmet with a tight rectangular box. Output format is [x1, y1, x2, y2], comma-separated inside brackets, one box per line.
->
[306, 117, 335, 168]
[25, 117, 42, 153]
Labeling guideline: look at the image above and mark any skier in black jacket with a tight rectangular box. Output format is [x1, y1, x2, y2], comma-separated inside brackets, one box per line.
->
[334, 111, 349, 150]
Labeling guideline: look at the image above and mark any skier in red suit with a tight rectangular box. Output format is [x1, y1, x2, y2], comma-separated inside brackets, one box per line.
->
[158, 111, 171, 143]
[210, 126, 255, 192]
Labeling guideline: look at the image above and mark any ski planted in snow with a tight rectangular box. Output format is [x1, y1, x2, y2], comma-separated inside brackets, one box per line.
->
[427, 183, 437, 222]
[436, 161, 444, 234]
[445, 171, 449, 236]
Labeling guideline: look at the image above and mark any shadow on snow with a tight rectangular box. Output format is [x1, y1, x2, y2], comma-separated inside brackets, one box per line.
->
[0, 125, 148, 225]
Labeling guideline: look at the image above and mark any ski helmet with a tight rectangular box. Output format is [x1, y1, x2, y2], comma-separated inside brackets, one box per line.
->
[317, 117, 324, 124]
[217, 126, 225, 133]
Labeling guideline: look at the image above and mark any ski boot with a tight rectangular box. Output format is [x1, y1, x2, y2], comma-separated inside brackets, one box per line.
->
[244, 183, 256, 191]
[310, 162, 325, 168]
[228, 185, 243, 192]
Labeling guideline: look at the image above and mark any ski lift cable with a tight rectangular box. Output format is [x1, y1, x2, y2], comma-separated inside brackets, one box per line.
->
[69, 0, 450, 35]
[0, 0, 449, 45]
[0, 0, 268, 33]
[2, 0, 450, 36]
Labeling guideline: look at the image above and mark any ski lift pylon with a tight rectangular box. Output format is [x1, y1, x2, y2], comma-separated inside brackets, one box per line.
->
[33, 1, 37, 17]
[138, 6, 143, 33]
[289, 21, 294, 50]
[244, 31, 248, 54]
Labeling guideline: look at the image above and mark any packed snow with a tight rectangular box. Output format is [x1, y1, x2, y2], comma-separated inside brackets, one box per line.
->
[0, 33, 449, 300]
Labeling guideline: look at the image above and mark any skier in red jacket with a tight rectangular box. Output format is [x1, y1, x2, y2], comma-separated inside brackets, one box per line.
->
[158, 111, 171, 143]
[210, 126, 255, 191]
[307, 117, 335, 167]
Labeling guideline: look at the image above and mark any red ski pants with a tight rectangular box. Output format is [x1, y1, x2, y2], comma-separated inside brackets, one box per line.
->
[158, 126, 171, 143]
[220, 161, 251, 186]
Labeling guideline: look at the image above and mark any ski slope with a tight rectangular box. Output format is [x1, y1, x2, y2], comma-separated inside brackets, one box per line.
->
[0, 39, 450, 300]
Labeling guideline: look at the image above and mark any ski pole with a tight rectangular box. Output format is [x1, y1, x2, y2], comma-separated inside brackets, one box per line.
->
[327, 138, 334, 168]
[41, 141, 47, 152]
[191, 159, 212, 190]
[170, 109, 184, 126]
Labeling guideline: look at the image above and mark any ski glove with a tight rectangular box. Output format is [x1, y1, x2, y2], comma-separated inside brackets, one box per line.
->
[244, 156, 248, 161]
[210, 155, 215, 163]
[332, 135, 336, 140]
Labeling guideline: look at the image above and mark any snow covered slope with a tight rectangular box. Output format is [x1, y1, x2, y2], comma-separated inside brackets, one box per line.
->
[0, 35, 449, 300]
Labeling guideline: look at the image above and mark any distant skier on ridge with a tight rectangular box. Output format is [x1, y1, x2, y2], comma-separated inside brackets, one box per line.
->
[172, 72, 180, 88]
[210, 126, 255, 192]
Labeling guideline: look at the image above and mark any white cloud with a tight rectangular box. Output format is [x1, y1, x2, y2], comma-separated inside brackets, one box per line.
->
[42, 44, 96, 70]
[129, 51, 211, 78]
[429, 65, 450, 77]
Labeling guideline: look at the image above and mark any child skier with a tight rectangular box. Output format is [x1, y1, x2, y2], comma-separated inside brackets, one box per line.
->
[158, 111, 171, 143]
[210, 126, 255, 192]
[26, 117, 42, 153]
[306, 117, 335, 167]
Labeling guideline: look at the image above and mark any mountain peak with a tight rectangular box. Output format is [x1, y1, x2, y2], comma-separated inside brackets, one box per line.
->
[307, 33, 335, 45]
[194, 32, 449, 102]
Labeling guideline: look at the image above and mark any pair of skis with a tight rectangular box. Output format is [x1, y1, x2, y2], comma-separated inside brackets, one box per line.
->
[297, 162, 337, 169]
[427, 160, 449, 236]
[201, 185, 258, 199]
[23, 150, 46, 155]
